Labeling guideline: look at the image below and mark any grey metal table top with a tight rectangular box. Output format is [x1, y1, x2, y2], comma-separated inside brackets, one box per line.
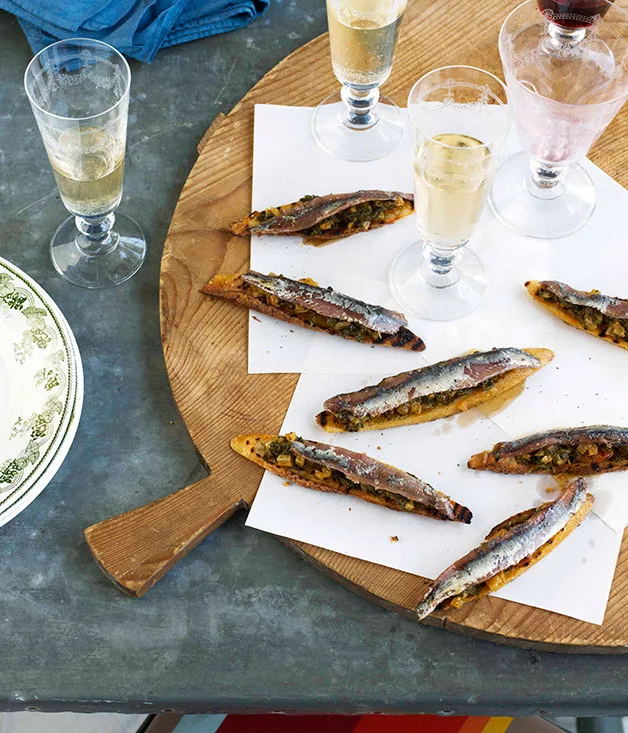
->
[2, 5, 628, 717]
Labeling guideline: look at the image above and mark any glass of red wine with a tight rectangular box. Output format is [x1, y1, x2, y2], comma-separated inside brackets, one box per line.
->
[537, 0, 616, 52]
[537, 0, 615, 28]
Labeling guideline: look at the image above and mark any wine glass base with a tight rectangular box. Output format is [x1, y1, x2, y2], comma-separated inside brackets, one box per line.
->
[311, 90, 405, 162]
[50, 212, 146, 289]
[489, 152, 596, 239]
[389, 243, 487, 321]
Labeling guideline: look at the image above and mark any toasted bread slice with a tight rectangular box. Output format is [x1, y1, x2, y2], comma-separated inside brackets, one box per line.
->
[232, 433, 472, 523]
[415, 479, 593, 619]
[526, 279, 628, 351]
[446, 490, 594, 608]
[468, 425, 628, 475]
[231, 191, 414, 243]
[202, 272, 425, 351]
[317, 348, 553, 433]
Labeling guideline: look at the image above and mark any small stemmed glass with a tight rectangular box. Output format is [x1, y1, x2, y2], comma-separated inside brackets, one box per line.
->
[490, 0, 628, 239]
[312, 0, 407, 162]
[25, 39, 145, 289]
[537, 0, 615, 53]
[389, 66, 511, 321]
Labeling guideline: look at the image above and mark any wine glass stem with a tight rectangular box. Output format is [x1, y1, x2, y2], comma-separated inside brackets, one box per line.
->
[547, 21, 586, 49]
[74, 212, 119, 256]
[528, 159, 568, 200]
[340, 84, 380, 130]
[420, 242, 462, 288]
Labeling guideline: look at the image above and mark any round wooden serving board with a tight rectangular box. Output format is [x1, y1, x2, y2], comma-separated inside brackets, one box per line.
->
[159, 0, 628, 652]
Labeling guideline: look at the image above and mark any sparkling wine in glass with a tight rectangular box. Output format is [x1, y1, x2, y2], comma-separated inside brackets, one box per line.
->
[490, 0, 628, 239]
[312, 0, 407, 162]
[50, 127, 125, 216]
[389, 66, 512, 321]
[24, 39, 145, 289]
[414, 134, 493, 248]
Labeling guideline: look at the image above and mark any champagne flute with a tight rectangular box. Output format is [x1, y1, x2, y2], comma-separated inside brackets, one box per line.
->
[389, 66, 512, 321]
[311, 0, 407, 162]
[24, 39, 145, 289]
[490, 0, 628, 239]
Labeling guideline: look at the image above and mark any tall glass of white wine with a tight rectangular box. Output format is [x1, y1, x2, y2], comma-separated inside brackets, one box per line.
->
[25, 39, 145, 289]
[389, 66, 512, 321]
[312, 0, 407, 162]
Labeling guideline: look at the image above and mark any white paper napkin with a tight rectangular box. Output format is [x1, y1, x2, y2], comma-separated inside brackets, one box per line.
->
[249, 105, 628, 374]
[246, 371, 621, 625]
[248, 104, 628, 533]
[243, 104, 628, 625]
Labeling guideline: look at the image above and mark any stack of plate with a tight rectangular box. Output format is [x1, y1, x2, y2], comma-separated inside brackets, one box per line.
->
[0, 257, 83, 528]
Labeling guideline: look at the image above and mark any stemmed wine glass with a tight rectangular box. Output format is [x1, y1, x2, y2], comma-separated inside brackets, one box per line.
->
[25, 39, 145, 289]
[389, 66, 512, 321]
[490, 0, 628, 239]
[537, 0, 615, 53]
[312, 0, 407, 162]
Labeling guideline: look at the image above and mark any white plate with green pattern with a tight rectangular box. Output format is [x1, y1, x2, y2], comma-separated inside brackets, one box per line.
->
[0, 257, 83, 527]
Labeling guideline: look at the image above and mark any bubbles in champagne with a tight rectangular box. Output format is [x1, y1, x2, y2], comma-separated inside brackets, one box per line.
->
[415, 133, 492, 247]
[327, 0, 406, 87]
[49, 127, 125, 217]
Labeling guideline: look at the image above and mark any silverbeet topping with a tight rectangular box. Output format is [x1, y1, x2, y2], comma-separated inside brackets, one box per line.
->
[514, 442, 628, 471]
[318, 348, 547, 431]
[538, 286, 628, 343]
[241, 271, 408, 334]
[233, 434, 472, 523]
[303, 199, 404, 237]
[233, 191, 414, 241]
[259, 438, 440, 517]
[201, 271, 426, 351]
[469, 425, 628, 475]
[242, 281, 407, 344]
[333, 377, 499, 431]
[253, 198, 405, 236]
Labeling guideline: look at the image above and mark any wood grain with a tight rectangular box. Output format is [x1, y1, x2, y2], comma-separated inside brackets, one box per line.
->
[140, 0, 628, 649]
[84, 476, 245, 597]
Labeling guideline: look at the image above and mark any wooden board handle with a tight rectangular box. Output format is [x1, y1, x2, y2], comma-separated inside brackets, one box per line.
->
[84, 476, 244, 598]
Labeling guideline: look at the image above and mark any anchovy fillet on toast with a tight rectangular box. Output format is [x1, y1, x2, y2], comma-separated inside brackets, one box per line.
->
[201, 271, 425, 351]
[316, 347, 553, 432]
[526, 280, 628, 350]
[416, 478, 593, 619]
[231, 433, 472, 523]
[231, 191, 414, 243]
[468, 425, 628, 474]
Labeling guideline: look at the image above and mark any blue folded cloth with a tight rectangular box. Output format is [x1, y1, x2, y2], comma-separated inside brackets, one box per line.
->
[6, 0, 269, 63]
